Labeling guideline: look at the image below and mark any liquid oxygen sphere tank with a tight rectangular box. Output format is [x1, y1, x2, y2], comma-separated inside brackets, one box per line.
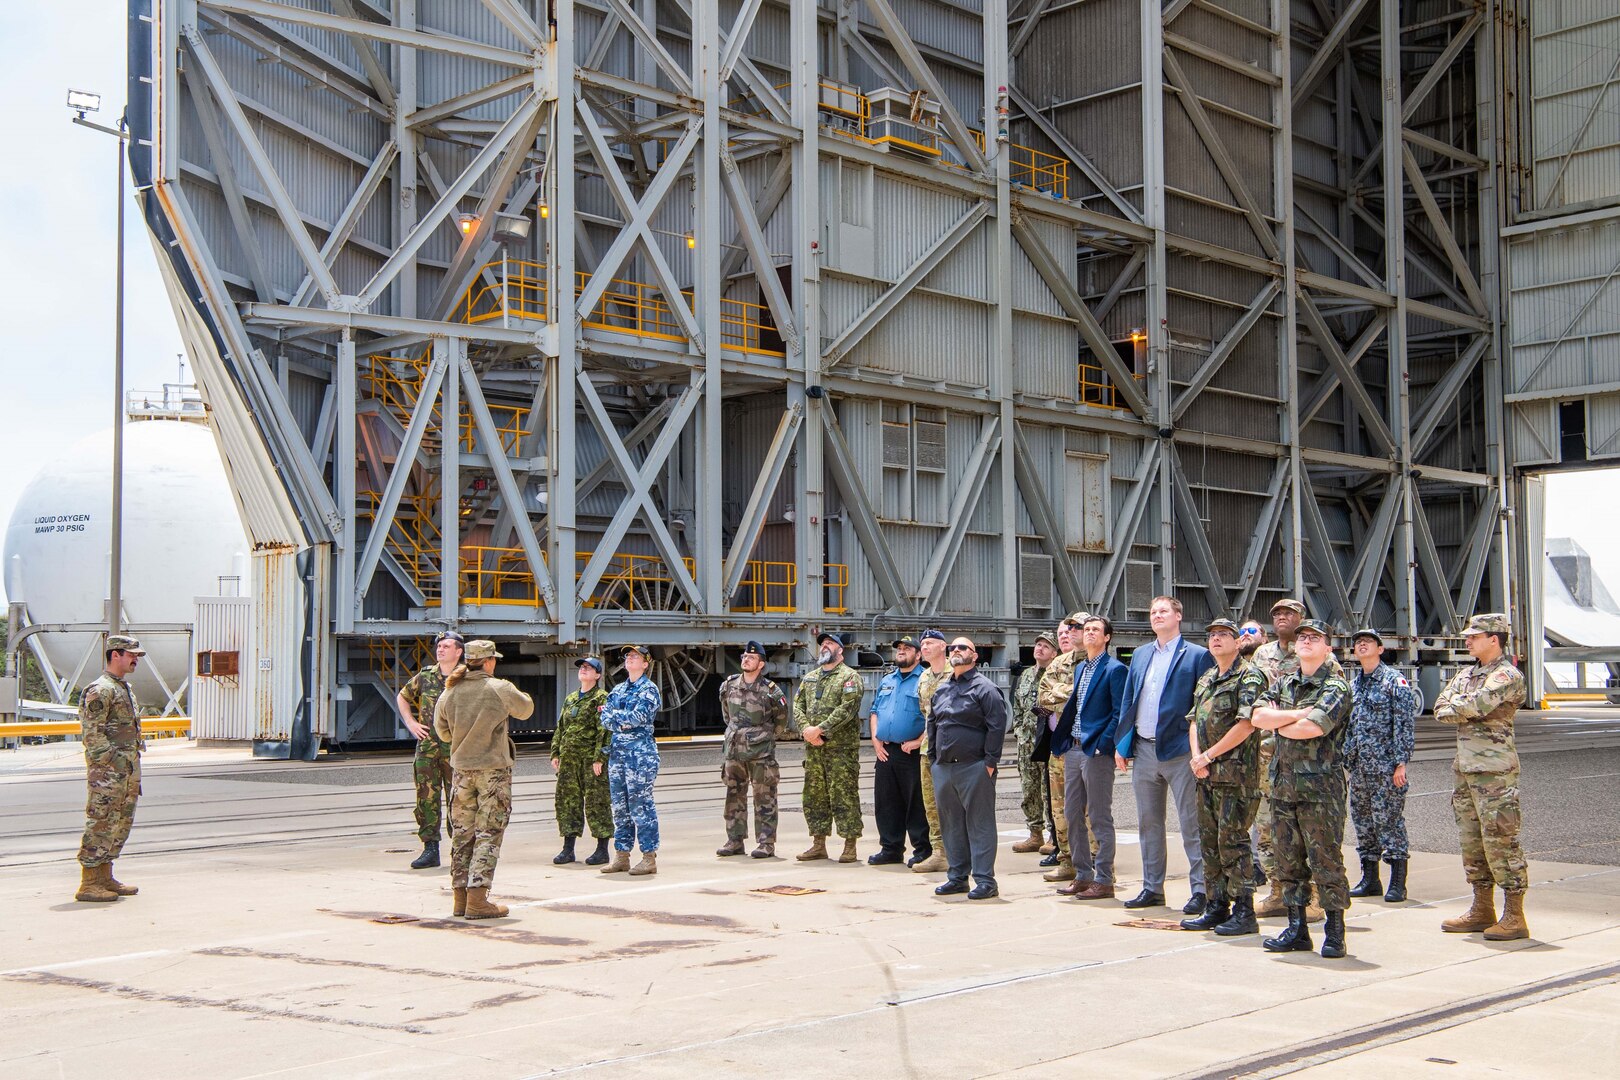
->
[3, 420, 249, 704]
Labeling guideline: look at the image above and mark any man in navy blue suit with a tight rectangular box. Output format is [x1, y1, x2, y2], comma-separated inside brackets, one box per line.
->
[1052, 616, 1130, 899]
[1115, 595, 1216, 913]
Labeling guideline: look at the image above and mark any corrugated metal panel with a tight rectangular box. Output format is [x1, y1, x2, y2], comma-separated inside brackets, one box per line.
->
[1013, 313, 1077, 399]
[1530, 4, 1620, 210]
[1587, 392, 1620, 460]
[192, 596, 253, 740]
[1507, 217, 1620, 395]
[253, 547, 305, 741]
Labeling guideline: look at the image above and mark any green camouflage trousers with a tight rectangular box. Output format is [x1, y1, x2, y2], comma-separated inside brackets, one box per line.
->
[919, 749, 942, 850]
[413, 736, 454, 843]
[1452, 768, 1528, 891]
[79, 750, 140, 867]
[555, 753, 612, 839]
[1254, 738, 1276, 878]
[1197, 782, 1259, 900]
[1017, 737, 1048, 834]
[1272, 798, 1350, 911]
[449, 767, 512, 889]
[723, 757, 781, 843]
[802, 743, 862, 839]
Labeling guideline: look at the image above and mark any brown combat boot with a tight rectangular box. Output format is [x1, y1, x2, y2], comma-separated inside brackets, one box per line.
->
[628, 851, 658, 876]
[1043, 857, 1076, 883]
[838, 838, 859, 863]
[463, 887, 509, 919]
[1484, 890, 1529, 941]
[1441, 884, 1497, 933]
[452, 887, 467, 917]
[1012, 828, 1044, 854]
[75, 864, 120, 903]
[1305, 884, 1325, 924]
[716, 838, 746, 856]
[1039, 840, 1057, 855]
[796, 836, 828, 861]
[104, 864, 138, 896]
[1254, 881, 1287, 917]
[910, 851, 948, 873]
[600, 849, 632, 874]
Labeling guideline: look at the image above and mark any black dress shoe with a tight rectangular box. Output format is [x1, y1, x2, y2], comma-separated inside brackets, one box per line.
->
[1122, 888, 1166, 909]
[968, 882, 999, 900]
[1182, 891, 1207, 916]
[867, 850, 905, 866]
[1039, 852, 1060, 867]
[934, 879, 970, 895]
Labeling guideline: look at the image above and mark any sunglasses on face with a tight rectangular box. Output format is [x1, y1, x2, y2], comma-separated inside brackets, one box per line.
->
[1239, 628, 1260, 636]
[948, 645, 973, 654]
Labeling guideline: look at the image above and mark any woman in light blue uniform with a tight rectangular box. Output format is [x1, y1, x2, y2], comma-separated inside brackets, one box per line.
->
[599, 644, 663, 876]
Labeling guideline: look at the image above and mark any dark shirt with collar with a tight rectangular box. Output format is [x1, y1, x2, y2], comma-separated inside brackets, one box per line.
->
[925, 666, 1008, 767]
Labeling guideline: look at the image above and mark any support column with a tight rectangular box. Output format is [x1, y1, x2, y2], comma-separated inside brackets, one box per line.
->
[986, 0, 1017, 645]
[553, 4, 578, 642]
[696, 0, 724, 614]
[439, 337, 460, 621]
[792, 0, 824, 626]
[336, 333, 357, 633]
[1381, 0, 1415, 651]
[1144, 0, 1172, 598]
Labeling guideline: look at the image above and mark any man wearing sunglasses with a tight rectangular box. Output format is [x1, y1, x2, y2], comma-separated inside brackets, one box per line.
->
[927, 637, 1008, 900]
[1238, 622, 1266, 660]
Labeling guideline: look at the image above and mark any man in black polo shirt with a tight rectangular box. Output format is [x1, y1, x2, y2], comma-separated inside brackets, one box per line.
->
[928, 636, 1009, 900]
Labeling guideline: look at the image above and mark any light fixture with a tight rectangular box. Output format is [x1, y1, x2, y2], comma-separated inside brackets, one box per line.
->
[538, 202, 550, 219]
[67, 89, 101, 115]
[456, 212, 479, 236]
[493, 211, 532, 243]
[686, 234, 696, 249]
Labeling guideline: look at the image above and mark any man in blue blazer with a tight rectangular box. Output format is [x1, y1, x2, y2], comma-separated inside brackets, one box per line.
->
[1051, 616, 1129, 899]
[1114, 595, 1216, 912]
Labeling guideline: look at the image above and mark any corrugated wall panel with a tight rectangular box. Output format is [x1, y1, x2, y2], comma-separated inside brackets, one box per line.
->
[1508, 216, 1620, 396]
[192, 596, 254, 741]
[1530, 3, 1620, 210]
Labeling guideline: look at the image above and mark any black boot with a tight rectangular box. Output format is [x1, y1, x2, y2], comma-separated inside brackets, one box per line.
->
[1251, 862, 1267, 888]
[584, 837, 610, 866]
[1348, 857, 1382, 897]
[410, 840, 440, 869]
[1263, 905, 1312, 953]
[553, 836, 578, 865]
[1320, 909, 1347, 958]
[1214, 892, 1259, 936]
[1383, 858, 1408, 903]
[1180, 890, 1231, 931]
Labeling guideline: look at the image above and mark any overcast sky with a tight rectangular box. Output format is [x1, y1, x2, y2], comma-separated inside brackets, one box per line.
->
[0, 7, 1615, 626]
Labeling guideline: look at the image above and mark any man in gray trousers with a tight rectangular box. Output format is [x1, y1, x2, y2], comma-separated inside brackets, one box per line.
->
[1114, 596, 1216, 914]
[1052, 616, 1130, 899]
[928, 636, 1008, 900]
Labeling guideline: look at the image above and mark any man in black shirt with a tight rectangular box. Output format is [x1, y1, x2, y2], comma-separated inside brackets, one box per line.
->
[927, 636, 1009, 900]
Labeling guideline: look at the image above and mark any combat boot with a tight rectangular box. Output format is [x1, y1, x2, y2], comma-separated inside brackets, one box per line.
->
[1483, 890, 1529, 941]
[716, 838, 746, 856]
[1043, 858, 1076, 883]
[1348, 857, 1383, 898]
[75, 864, 119, 903]
[410, 840, 440, 869]
[1214, 893, 1259, 936]
[1254, 880, 1287, 917]
[1262, 905, 1313, 953]
[1305, 884, 1325, 923]
[1180, 890, 1230, 932]
[1320, 910, 1347, 958]
[553, 836, 578, 865]
[1441, 884, 1497, 933]
[750, 842, 775, 859]
[585, 838, 610, 866]
[796, 836, 828, 861]
[1383, 859, 1408, 903]
[452, 887, 467, 917]
[1012, 828, 1044, 853]
[1039, 838, 1057, 856]
[600, 849, 632, 874]
[838, 838, 859, 864]
[910, 851, 948, 873]
[464, 887, 509, 919]
[628, 851, 658, 876]
[104, 864, 138, 896]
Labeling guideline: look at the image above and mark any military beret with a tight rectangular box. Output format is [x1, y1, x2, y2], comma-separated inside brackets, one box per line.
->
[741, 640, 767, 656]
[1205, 618, 1240, 635]
[892, 635, 920, 649]
[621, 644, 652, 660]
[464, 639, 502, 661]
[106, 634, 146, 655]
[575, 656, 603, 673]
[1351, 628, 1384, 646]
[920, 629, 946, 642]
[1461, 613, 1511, 636]
[1294, 619, 1332, 639]
[435, 630, 466, 647]
[1271, 598, 1307, 616]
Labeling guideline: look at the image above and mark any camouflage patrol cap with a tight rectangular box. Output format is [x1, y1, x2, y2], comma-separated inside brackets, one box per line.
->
[1351, 627, 1384, 646]
[575, 656, 603, 673]
[1033, 631, 1058, 649]
[464, 639, 502, 661]
[1294, 619, 1332, 640]
[1461, 613, 1511, 637]
[1205, 618, 1240, 635]
[1270, 599, 1306, 616]
[106, 634, 146, 655]
[1062, 610, 1091, 628]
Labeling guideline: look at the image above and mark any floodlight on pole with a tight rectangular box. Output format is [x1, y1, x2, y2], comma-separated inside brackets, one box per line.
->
[67, 89, 101, 117]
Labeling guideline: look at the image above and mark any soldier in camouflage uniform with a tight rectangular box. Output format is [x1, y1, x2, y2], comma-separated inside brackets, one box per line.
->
[1037, 613, 1090, 881]
[551, 657, 612, 866]
[1250, 620, 1353, 959]
[396, 631, 465, 869]
[1181, 620, 1268, 935]
[1435, 613, 1531, 941]
[74, 635, 147, 903]
[718, 641, 790, 859]
[794, 632, 866, 863]
[434, 640, 534, 919]
[600, 645, 664, 876]
[910, 630, 950, 872]
[1010, 632, 1058, 854]
[1346, 629, 1418, 903]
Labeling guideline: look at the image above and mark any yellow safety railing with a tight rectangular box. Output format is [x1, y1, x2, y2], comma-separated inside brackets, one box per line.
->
[358, 488, 445, 601]
[823, 562, 850, 614]
[734, 561, 797, 613]
[360, 638, 433, 685]
[361, 353, 528, 455]
[1078, 360, 1145, 412]
[1, 717, 192, 740]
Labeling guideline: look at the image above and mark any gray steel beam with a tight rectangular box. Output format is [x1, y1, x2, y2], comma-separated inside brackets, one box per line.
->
[1170, 281, 1281, 422]
[1410, 495, 1460, 633]
[822, 408, 913, 616]
[291, 141, 398, 309]
[1234, 457, 1290, 619]
[862, 0, 987, 174]
[1090, 441, 1160, 615]
[1169, 444, 1231, 619]
[1298, 479, 1351, 624]
[918, 418, 1002, 614]
[722, 405, 804, 601]
[1298, 294, 1397, 455]
[1010, 423, 1085, 615]
[204, 0, 533, 67]
[354, 348, 447, 604]
[440, 341, 460, 621]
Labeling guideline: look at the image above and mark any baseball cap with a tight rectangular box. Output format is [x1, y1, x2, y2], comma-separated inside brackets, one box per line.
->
[1461, 613, 1510, 636]
[1351, 628, 1384, 646]
[1271, 599, 1306, 616]
[1294, 619, 1331, 639]
[622, 644, 652, 659]
[576, 656, 603, 673]
[892, 635, 920, 649]
[106, 634, 146, 655]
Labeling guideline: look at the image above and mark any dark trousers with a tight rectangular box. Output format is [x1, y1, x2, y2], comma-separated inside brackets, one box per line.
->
[874, 742, 929, 857]
[932, 758, 998, 888]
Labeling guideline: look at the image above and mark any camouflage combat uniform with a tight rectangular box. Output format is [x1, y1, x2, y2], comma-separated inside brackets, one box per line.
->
[1251, 640, 1344, 879]
[1189, 660, 1267, 901]
[1012, 662, 1050, 836]
[400, 665, 454, 843]
[554, 686, 612, 840]
[794, 662, 865, 839]
[1434, 653, 1528, 891]
[434, 670, 534, 890]
[916, 666, 947, 852]
[719, 671, 790, 844]
[78, 672, 143, 868]
[1037, 648, 1082, 864]
[1347, 662, 1418, 862]
[1256, 666, 1353, 911]
[602, 675, 663, 853]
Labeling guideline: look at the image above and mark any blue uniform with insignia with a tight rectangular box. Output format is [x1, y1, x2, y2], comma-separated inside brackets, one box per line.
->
[601, 675, 663, 853]
[1347, 662, 1417, 861]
